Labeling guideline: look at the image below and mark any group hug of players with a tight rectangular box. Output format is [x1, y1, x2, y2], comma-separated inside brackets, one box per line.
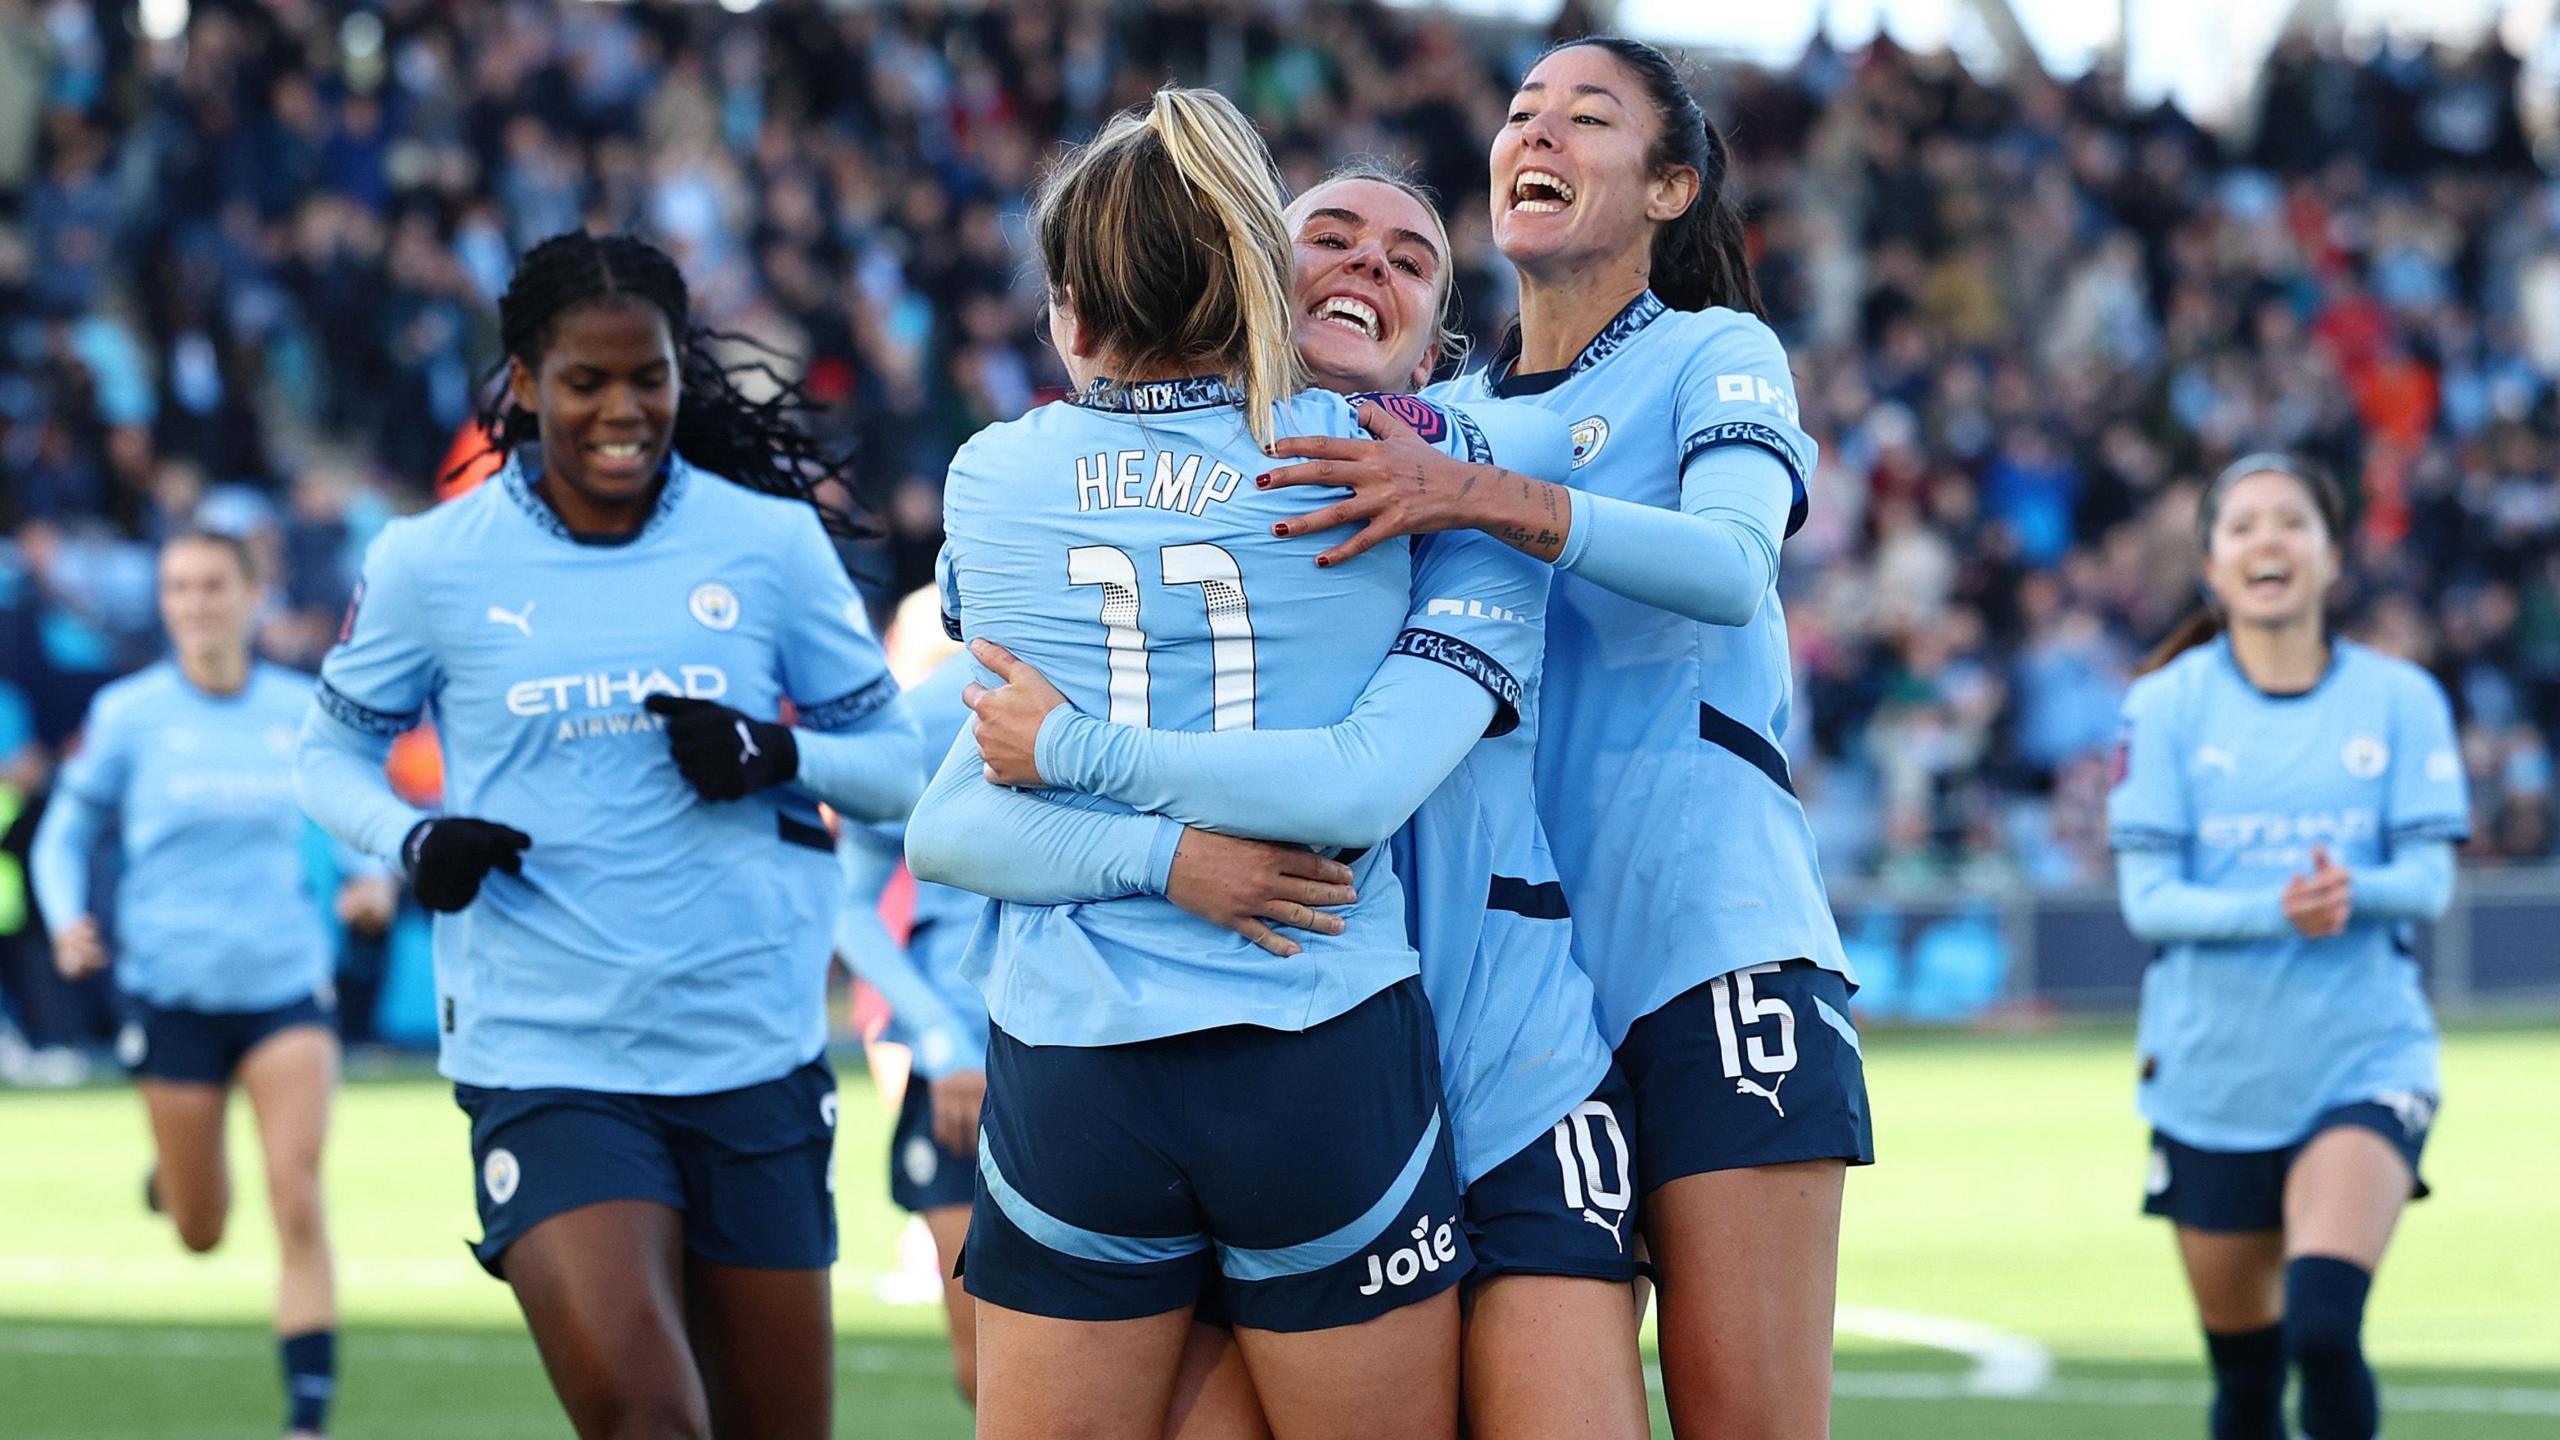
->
[32, 34, 2463, 1440]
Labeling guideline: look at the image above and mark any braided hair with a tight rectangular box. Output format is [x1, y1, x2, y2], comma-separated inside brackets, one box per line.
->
[468, 231, 862, 534]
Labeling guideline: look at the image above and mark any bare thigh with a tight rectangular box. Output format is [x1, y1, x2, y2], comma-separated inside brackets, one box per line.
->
[1163, 1322, 1269, 1440]
[1233, 1288, 1460, 1440]
[685, 1258, 832, 1440]
[138, 1079, 231, 1254]
[237, 1025, 339, 1333]
[2284, 1127, 2412, 1269]
[1647, 1160, 1846, 1440]
[2173, 1227, 2287, 1332]
[1462, 1274, 1649, 1440]
[502, 1200, 708, 1440]
[974, 1299, 1195, 1440]
[920, 1205, 977, 1406]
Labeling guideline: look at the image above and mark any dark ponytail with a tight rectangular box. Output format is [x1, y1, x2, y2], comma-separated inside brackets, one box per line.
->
[1544, 36, 1763, 318]
[2136, 610, 2226, 677]
[2136, 452, 2347, 676]
[469, 231, 866, 535]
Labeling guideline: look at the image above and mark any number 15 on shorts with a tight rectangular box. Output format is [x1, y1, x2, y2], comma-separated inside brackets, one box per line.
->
[1712, 964, 1798, 1115]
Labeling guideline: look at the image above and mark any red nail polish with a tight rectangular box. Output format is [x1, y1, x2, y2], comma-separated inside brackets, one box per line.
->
[1316, 556, 1332, 568]
[1273, 523, 1288, 536]
[1255, 474, 1270, 487]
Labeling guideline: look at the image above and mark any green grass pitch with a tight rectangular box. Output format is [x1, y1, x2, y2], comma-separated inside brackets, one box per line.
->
[3, 1024, 2553, 1437]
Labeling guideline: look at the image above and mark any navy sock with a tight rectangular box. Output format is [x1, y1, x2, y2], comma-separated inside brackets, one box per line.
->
[2285, 1256, 2378, 1439]
[280, 1329, 336, 1434]
[2204, 1324, 2286, 1440]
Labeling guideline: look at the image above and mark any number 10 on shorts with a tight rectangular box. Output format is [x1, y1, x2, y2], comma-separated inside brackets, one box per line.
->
[1553, 1102, 1633, 1213]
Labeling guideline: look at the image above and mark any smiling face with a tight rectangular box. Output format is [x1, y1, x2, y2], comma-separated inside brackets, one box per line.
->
[158, 537, 257, 664]
[2203, 469, 2340, 631]
[1490, 44, 1698, 284]
[508, 296, 679, 521]
[1286, 177, 1449, 395]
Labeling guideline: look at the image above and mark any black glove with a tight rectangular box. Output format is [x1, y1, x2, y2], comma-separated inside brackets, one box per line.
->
[402, 818, 532, 913]
[645, 694, 799, 800]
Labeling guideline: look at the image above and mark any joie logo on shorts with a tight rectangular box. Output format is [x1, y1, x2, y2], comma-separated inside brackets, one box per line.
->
[1358, 1214, 1460, 1296]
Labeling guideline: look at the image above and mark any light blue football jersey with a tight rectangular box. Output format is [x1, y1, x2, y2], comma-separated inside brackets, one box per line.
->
[974, 392, 1612, 1181]
[1444, 294, 1848, 1045]
[312, 453, 899, 1095]
[939, 377, 1514, 1047]
[46, 662, 334, 1010]
[1387, 510, 1614, 1184]
[2109, 638, 2468, 1150]
[843, 652, 990, 1078]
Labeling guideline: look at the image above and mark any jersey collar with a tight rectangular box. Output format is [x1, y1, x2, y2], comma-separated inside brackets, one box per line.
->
[500, 448, 691, 547]
[1485, 290, 1668, 398]
[2215, 632, 2345, 701]
[1067, 375, 1243, 414]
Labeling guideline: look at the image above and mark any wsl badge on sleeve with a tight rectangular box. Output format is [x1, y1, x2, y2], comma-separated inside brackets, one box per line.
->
[1352, 391, 1450, 444]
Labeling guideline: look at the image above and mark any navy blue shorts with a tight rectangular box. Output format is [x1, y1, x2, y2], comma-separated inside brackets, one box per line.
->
[117, 992, 334, 1085]
[1615, 961, 1875, 1192]
[967, 977, 1468, 1333]
[2144, 1095, 2437, 1233]
[889, 1074, 977, 1215]
[453, 1058, 838, 1279]
[1464, 1066, 1644, 1286]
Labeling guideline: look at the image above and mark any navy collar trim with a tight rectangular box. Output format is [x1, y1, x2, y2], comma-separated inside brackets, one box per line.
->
[1488, 291, 1668, 398]
[2216, 633, 2343, 701]
[501, 448, 689, 546]
[1067, 375, 1243, 414]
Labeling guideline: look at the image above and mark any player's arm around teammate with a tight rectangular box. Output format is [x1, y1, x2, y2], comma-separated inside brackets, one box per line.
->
[916, 91, 1475, 1440]
[2109, 456, 2466, 1440]
[1250, 41, 1870, 1440]
[948, 170, 1650, 1440]
[296, 232, 919, 1440]
[30, 531, 357, 1440]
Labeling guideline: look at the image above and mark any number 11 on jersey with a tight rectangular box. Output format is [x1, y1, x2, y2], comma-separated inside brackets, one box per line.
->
[1067, 543, 1257, 730]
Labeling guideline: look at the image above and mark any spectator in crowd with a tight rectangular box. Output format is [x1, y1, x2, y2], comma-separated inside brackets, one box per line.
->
[2, 0, 2554, 960]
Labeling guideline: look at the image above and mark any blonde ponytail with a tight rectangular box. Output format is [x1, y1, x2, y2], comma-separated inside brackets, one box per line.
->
[1032, 87, 1306, 447]
[1144, 89, 1303, 447]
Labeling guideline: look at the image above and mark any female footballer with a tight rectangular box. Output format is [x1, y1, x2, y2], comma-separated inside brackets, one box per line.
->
[2111, 455, 2464, 1440]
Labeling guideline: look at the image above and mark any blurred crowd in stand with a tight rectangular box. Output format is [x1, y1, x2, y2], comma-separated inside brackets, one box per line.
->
[6, 1, 2559, 1062]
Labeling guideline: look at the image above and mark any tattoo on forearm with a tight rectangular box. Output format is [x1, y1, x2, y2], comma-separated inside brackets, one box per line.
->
[1492, 525, 1565, 551]
[1488, 475, 1564, 554]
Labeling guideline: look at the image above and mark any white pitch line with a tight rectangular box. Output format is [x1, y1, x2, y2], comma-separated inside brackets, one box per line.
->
[1835, 1304, 2055, 1396]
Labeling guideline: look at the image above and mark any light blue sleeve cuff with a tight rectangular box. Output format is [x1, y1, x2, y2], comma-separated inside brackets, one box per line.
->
[905, 727, 1177, 903]
[1033, 706, 1087, 791]
[793, 706, 927, 824]
[294, 706, 428, 863]
[2355, 842, 2455, 923]
[1144, 817, 1183, 894]
[1554, 487, 1595, 571]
